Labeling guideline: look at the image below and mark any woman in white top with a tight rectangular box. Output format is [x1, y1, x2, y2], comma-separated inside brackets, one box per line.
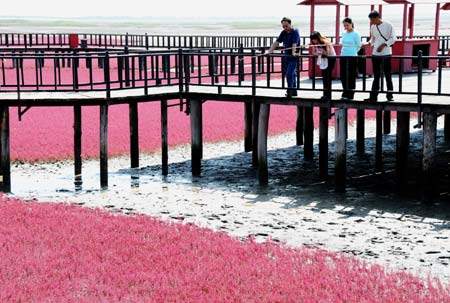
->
[310, 31, 336, 99]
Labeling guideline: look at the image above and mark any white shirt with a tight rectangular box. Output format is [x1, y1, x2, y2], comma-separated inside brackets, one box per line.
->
[370, 21, 396, 56]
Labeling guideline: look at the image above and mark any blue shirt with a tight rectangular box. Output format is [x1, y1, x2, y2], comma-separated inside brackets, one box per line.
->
[277, 28, 300, 60]
[341, 31, 361, 57]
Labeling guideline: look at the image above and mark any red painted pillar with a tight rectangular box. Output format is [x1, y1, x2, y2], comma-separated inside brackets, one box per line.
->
[402, 3, 408, 41]
[370, 5, 375, 34]
[409, 4, 415, 38]
[378, 5, 383, 18]
[310, 2, 315, 35]
[345, 5, 349, 17]
[435, 3, 441, 40]
[336, 4, 341, 44]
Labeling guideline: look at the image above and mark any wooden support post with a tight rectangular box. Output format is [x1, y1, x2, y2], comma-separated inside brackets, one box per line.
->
[319, 107, 328, 180]
[190, 99, 202, 176]
[335, 109, 347, 193]
[356, 109, 365, 155]
[100, 104, 108, 188]
[383, 110, 391, 135]
[161, 99, 168, 176]
[244, 102, 253, 152]
[73, 105, 82, 187]
[303, 106, 314, 160]
[258, 104, 270, 185]
[396, 111, 410, 189]
[422, 112, 437, 202]
[296, 106, 304, 146]
[375, 110, 383, 172]
[252, 101, 260, 167]
[200, 100, 203, 159]
[444, 114, 450, 142]
[129, 101, 139, 168]
[0, 106, 10, 192]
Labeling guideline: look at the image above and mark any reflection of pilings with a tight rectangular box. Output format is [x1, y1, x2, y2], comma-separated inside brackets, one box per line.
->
[422, 112, 437, 202]
[257, 104, 270, 185]
[396, 111, 410, 189]
[190, 99, 202, 176]
[129, 101, 139, 168]
[161, 99, 168, 176]
[100, 104, 108, 188]
[303, 106, 314, 160]
[0, 106, 10, 193]
[356, 109, 365, 155]
[73, 105, 82, 187]
[335, 108, 347, 193]
[319, 107, 328, 180]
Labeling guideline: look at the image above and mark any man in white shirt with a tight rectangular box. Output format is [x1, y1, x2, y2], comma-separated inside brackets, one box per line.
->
[365, 10, 396, 102]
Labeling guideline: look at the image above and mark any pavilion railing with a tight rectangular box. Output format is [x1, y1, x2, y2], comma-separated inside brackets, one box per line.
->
[1, 47, 449, 129]
[1, 33, 450, 55]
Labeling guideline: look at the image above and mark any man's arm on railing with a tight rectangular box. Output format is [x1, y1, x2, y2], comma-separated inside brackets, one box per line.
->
[267, 41, 279, 54]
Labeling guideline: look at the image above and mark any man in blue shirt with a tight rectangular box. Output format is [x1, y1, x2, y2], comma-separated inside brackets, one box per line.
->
[268, 17, 301, 97]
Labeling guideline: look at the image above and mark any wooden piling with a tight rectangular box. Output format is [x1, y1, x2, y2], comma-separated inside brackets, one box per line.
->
[375, 110, 383, 172]
[244, 102, 253, 152]
[258, 103, 270, 185]
[161, 99, 168, 176]
[335, 108, 347, 193]
[383, 110, 391, 134]
[356, 109, 365, 155]
[296, 106, 304, 146]
[319, 107, 328, 180]
[73, 105, 82, 186]
[422, 112, 437, 202]
[252, 101, 260, 167]
[444, 113, 450, 142]
[100, 104, 108, 188]
[190, 99, 202, 176]
[303, 106, 314, 160]
[0, 106, 10, 192]
[396, 111, 410, 188]
[129, 101, 139, 168]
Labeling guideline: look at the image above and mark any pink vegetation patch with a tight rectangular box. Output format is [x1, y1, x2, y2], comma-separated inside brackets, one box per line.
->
[11, 103, 373, 162]
[0, 196, 448, 302]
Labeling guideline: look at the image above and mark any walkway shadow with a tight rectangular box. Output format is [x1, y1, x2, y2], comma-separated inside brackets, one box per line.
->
[123, 127, 450, 224]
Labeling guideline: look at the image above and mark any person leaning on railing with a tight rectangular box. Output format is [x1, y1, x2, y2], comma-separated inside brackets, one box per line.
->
[268, 17, 300, 98]
[340, 17, 361, 101]
[364, 10, 397, 102]
[309, 31, 336, 100]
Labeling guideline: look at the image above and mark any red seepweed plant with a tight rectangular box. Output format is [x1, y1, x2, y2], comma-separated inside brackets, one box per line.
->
[0, 195, 448, 302]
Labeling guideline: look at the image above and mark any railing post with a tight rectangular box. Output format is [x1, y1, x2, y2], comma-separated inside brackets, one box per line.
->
[415, 50, 423, 129]
[251, 49, 256, 96]
[104, 52, 111, 100]
[238, 44, 244, 85]
[72, 50, 79, 91]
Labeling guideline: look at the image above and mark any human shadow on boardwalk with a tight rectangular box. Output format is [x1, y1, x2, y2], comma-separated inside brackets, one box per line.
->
[130, 127, 450, 224]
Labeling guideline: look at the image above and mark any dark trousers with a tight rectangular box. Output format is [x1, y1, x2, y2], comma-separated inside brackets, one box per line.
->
[371, 55, 393, 100]
[283, 58, 298, 96]
[340, 57, 358, 99]
[321, 57, 336, 99]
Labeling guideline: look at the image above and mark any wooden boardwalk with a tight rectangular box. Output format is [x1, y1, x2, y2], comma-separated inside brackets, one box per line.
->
[0, 49, 449, 202]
